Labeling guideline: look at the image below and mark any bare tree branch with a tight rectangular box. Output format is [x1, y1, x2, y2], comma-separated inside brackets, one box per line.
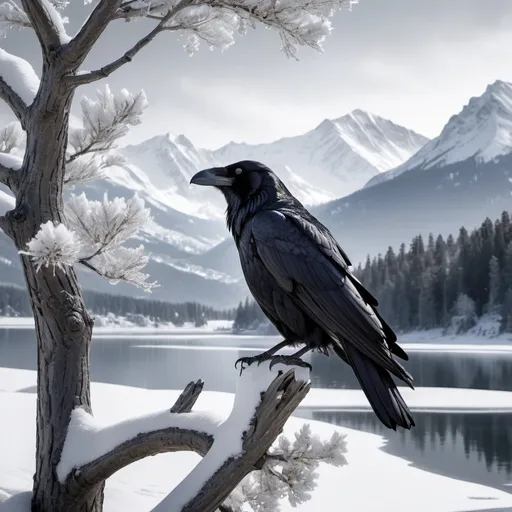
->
[0, 77, 28, 128]
[0, 162, 19, 194]
[20, 0, 61, 53]
[67, 0, 192, 86]
[64, 0, 123, 68]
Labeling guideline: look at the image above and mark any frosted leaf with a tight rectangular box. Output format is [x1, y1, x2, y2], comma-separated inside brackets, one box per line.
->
[49, 0, 69, 9]
[64, 192, 151, 252]
[232, 424, 347, 511]
[88, 245, 158, 292]
[0, 2, 30, 36]
[0, 121, 24, 153]
[64, 152, 126, 185]
[69, 86, 147, 157]
[115, 0, 355, 58]
[64, 157, 104, 185]
[0, 48, 40, 106]
[19, 221, 81, 273]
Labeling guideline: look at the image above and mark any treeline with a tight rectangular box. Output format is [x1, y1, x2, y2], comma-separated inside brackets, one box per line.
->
[0, 285, 235, 324]
[233, 297, 268, 331]
[233, 210, 512, 335]
[355, 210, 512, 333]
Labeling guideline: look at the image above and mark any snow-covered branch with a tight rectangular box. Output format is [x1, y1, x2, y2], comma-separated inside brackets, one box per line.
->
[0, 48, 40, 126]
[0, 2, 31, 36]
[0, 152, 21, 193]
[68, 85, 147, 160]
[153, 365, 310, 512]
[60, 380, 217, 500]
[64, 0, 124, 67]
[57, 365, 312, 512]
[68, 0, 192, 86]
[20, 0, 64, 51]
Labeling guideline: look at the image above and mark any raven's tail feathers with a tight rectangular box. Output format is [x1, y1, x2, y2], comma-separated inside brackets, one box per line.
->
[333, 342, 415, 430]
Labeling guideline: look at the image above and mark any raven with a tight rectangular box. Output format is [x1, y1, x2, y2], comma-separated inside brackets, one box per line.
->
[190, 160, 414, 430]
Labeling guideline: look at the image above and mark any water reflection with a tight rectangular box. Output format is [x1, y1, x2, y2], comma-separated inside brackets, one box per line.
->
[302, 410, 512, 496]
[1, 328, 512, 500]
[310, 350, 512, 391]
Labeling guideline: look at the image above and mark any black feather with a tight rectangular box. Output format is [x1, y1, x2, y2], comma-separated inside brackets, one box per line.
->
[197, 160, 415, 430]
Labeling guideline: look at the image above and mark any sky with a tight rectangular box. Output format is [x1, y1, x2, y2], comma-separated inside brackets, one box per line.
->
[3, 0, 512, 149]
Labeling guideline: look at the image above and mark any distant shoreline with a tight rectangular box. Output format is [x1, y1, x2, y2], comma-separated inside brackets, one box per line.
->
[1, 316, 511, 346]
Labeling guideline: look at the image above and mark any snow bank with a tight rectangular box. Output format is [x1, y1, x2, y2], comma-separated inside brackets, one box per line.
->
[301, 387, 512, 413]
[0, 316, 234, 333]
[1, 368, 512, 512]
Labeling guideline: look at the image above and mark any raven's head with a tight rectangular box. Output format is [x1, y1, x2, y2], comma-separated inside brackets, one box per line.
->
[190, 160, 292, 236]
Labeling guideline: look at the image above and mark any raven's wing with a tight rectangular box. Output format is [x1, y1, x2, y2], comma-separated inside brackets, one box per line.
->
[250, 209, 410, 382]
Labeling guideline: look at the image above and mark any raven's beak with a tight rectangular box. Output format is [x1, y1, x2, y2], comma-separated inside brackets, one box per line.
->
[190, 167, 234, 187]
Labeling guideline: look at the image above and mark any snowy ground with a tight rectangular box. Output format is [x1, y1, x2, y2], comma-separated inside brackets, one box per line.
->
[0, 317, 234, 334]
[0, 368, 512, 512]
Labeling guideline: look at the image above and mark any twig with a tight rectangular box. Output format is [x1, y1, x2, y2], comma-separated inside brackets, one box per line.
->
[67, 0, 192, 86]
[0, 78, 28, 128]
[20, 0, 61, 53]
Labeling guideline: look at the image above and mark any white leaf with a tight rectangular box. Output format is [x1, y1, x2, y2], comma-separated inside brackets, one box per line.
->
[65, 192, 151, 251]
[89, 245, 158, 292]
[19, 221, 81, 273]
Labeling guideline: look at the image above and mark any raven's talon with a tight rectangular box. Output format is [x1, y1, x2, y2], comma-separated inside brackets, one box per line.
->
[268, 356, 312, 372]
[235, 355, 271, 375]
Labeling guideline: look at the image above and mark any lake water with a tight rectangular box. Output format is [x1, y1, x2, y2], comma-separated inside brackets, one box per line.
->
[1, 328, 511, 508]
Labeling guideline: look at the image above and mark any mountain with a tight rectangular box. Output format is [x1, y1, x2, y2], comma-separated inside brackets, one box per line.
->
[199, 81, 512, 281]
[215, 109, 429, 199]
[0, 111, 428, 308]
[365, 80, 512, 189]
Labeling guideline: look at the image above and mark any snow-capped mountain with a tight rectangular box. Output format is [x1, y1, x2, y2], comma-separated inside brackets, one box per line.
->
[365, 80, 512, 188]
[0, 110, 429, 307]
[215, 109, 429, 199]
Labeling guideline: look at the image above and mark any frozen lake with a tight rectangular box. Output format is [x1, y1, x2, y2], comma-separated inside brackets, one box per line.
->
[0, 327, 511, 508]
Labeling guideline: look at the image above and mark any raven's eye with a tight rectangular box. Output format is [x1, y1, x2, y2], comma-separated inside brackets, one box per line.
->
[235, 168, 243, 175]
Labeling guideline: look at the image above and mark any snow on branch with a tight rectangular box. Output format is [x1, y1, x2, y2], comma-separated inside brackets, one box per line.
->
[229, 425, 347, 511]
[0, 48, 39, 125]
[65, 192, 150, 253]
[18, 221, 81, 273]
[20, 0, 68, 49]
[0, 2, 31, 36]
[0, 121, 24, 153]
[153, 364, 310, 512]
[58, 364, 320, 512]
[64, 152, 127, 186]
[116, 0, 356, 58]
[63, 192, 155, 291]
[67, 85, 147, 160]
[81, 245, 157, 292]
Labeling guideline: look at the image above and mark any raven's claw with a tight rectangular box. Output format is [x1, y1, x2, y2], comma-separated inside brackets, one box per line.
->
[234, 353, 273, 375]
[268, 355, 312, 372]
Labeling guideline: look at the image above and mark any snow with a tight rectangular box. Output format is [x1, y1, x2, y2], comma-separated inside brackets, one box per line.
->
[366, 80, 512, 188]
[153, 363, 310, 511]
[18, 221, 81, 272]
[215, 110, 428, 199]
[0, 317, 235, 333]
[57, 405, 223, 483]
[1, 367, 512, 512]
[301, 387, 512, 413]
[0, 49, 40, 106]
[0, 153, 22, 171]
[40, 0, 71, 44]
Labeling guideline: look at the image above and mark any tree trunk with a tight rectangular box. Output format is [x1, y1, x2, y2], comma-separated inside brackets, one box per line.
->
[3, 59, 105, 511]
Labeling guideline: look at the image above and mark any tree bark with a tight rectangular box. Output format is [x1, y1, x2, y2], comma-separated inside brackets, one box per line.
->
[2, 56, 104, 512]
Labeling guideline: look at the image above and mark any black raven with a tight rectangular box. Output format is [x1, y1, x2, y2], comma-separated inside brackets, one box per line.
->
[190, 160, 414, 430]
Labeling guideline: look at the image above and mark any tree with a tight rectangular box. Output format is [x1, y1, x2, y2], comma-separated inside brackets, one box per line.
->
[0, 1, 354, 511]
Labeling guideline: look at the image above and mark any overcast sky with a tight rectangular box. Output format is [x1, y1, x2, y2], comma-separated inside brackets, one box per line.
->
[4, 0, 512, 149]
